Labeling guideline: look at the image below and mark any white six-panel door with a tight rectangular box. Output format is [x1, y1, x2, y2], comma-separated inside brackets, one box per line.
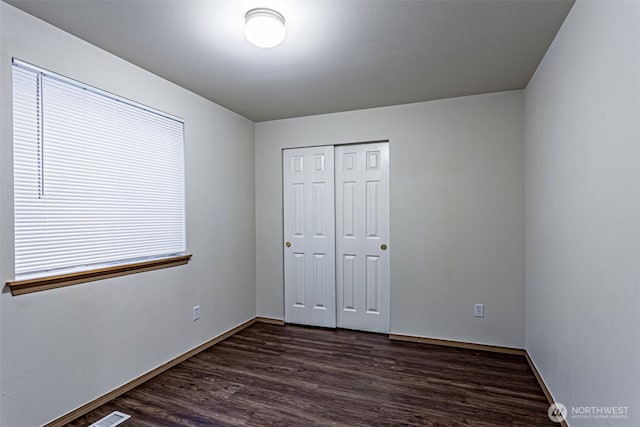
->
[335, 143, 390, 333]
[283, 143, 389, 332]
[283, 146, 336, 328]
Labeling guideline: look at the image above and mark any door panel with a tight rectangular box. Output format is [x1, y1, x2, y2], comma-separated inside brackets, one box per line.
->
[283, 146, 336, 327]
[335, 143, 390, 333]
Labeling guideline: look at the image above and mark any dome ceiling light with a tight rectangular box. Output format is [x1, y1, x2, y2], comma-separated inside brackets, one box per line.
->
[244, 8, 286, 48]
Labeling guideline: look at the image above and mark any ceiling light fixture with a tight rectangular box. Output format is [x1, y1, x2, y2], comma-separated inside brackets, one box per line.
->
[244, 8, 286, 48]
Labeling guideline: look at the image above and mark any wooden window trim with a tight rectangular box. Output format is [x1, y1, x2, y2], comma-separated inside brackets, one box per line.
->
[5, 254, 192, 296]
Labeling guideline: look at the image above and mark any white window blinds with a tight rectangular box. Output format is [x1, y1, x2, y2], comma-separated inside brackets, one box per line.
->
[12, 61, 186, 279]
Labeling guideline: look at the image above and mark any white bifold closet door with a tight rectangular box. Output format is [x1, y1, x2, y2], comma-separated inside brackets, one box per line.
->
[283, 146, 336, 328]
[335, 143, 390, 333]
[283, 142, 389, 333]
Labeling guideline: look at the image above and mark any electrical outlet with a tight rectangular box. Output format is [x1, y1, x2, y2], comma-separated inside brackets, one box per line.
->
[474, 304, 484, 318]
[193, 305, 200, 321]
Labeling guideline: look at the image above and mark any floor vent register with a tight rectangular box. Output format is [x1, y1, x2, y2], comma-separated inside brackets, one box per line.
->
[88, 411, 130, 427]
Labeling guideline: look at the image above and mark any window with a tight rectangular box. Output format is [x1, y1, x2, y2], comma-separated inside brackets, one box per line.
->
[10, 60, 188, 291]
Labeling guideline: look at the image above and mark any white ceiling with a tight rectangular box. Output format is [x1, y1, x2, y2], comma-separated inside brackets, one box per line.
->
[5, 0, 573, 122]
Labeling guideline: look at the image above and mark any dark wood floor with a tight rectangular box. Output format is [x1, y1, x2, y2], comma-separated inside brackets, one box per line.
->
[68, 323, 555, 427]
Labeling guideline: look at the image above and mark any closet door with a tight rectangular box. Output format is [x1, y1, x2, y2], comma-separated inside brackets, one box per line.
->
[335, 143, 390, 333]
[283, 146, 336, 328]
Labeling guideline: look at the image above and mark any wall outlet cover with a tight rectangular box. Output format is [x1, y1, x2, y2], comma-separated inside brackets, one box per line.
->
[474, 304, 484, 318]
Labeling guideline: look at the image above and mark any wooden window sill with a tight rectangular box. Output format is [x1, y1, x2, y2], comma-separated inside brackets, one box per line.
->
[5, 254, 192, 296]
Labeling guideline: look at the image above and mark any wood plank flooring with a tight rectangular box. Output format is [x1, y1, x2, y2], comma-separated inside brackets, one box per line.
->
[67, 323, 556, 426]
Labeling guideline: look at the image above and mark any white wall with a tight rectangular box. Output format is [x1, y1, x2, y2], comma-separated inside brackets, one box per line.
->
[256, 90, 525, 348]
[525, 1, 640, 425]
[0, 3, 256, 426]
